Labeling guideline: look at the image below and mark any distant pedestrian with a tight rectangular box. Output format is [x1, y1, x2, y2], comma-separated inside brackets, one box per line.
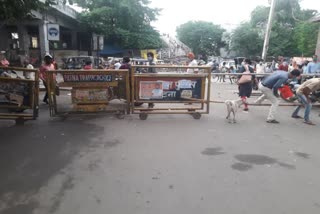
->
[0, 51, 9, 67]
[147, 52, 157, 73]
[83, 60, 93, 70]
[219, 62, 227, 82]
[306, 55, 320, 74]
[114, 60, 121, 70]
[119, 56, 131, 70]
[23, 60, 34, 79]
[254, 69, 301, 123]
[186, 52, 198, 73]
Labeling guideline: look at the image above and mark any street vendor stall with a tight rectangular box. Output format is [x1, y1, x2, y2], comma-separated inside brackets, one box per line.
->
[131, 65, 211, 120]
[0, 66, 39, 124]
[47, 69, 130, 118]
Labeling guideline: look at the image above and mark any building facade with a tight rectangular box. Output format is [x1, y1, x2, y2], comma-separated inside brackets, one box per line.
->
[0, 1, 99, 67]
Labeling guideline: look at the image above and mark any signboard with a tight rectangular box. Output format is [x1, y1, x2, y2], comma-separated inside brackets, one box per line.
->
[47, 24, 60, 41]
[63, 74, 113, 82]
[138, 77, 202, 101]
[72, 89, 108, 103]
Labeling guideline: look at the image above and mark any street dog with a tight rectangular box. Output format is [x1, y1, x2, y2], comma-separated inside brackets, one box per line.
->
[225, 99, 244, 123]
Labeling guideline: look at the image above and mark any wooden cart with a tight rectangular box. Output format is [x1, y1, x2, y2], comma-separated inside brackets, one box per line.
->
[131, 65, 211, 120]
[0, 66, 39, 125]
[47, 69, 130, 119]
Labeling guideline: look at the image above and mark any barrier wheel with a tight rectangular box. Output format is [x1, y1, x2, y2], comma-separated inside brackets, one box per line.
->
[139, 113, 148, 120]
[192, 112, 201, 120]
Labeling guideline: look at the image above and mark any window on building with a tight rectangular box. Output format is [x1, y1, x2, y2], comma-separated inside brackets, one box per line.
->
[31, 37, 39, 49]
[9, 32, 20, 49]
[11, 33, 19, 39]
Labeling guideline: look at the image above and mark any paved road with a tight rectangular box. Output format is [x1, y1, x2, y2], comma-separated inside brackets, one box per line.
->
[0, 82, 320, 214]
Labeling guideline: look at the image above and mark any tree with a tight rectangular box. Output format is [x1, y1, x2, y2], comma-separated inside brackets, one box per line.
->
[0, 0, 72, 21]
[230, 0, 319, 57]
[176, 21, 225, 58]
[230, 22, 263, 57]
[74, 0, 163, 49]
[293, 22, 320, 56]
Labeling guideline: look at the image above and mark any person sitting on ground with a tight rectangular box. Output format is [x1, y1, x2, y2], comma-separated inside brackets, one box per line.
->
[83, 60, 93, 70]
[291, 78, 320, 125]
[254, 69, 301, 124]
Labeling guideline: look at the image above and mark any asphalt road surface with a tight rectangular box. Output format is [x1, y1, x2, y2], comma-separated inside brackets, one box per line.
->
[0, 81, 320, 214]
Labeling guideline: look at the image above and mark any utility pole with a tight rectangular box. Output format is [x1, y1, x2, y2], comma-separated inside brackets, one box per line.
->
[262, 0, 276, 61]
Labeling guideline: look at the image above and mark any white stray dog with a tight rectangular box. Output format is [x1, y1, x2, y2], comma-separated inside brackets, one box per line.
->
[225, 99, 244, 123]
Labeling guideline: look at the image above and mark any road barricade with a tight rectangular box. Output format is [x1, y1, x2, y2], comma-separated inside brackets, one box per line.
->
[131, 65, 211, 120]
[47, 69, 130, 118]
[0, 66, 39, 124]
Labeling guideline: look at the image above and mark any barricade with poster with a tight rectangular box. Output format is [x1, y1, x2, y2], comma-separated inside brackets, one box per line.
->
[47, 69, 130, 118]
[131, 65, 211, 120]
[0, 66, 39, 124]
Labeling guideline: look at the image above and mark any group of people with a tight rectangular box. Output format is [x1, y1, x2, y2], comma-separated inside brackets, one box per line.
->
[237, 56, 320, 125]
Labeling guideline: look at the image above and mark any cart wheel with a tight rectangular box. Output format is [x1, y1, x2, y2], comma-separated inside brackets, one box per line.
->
[192, 112, 201, 120]
[15, 118, 25, 125]
[116, 113, 125, 119]
[139, 113, 148, 120]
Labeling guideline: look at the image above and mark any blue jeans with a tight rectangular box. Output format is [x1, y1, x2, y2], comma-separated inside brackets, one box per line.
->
[292, 93, 312, 122]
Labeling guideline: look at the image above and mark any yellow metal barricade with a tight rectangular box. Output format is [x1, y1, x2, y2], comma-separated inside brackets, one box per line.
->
[47, 69, 130, 118]
[131, 65, 211, 120]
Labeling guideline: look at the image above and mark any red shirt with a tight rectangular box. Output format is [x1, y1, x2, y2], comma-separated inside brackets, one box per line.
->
[40, 63, 55, 81]
[83, 65, 92, 70]
[278, 63, 288, 71]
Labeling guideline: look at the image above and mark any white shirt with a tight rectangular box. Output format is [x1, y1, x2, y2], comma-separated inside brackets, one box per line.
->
[256, 63, 266, 74]
[187, 59, 198, 73]
[114, 62, 121, 70]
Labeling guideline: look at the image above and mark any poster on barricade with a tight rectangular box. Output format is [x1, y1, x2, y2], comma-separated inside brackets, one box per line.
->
[138, 77, 202, 101]
[72, 88, 109, 104]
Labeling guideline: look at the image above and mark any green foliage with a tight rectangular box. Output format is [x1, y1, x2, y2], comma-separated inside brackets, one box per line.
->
[176, 21, 225, 57]
[293, 22, 320, 56]
[75, 0, 163, 49]
[0, 0, 72, 21]
[231, 0, 319, 57]
[230, 22, 263, 57]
